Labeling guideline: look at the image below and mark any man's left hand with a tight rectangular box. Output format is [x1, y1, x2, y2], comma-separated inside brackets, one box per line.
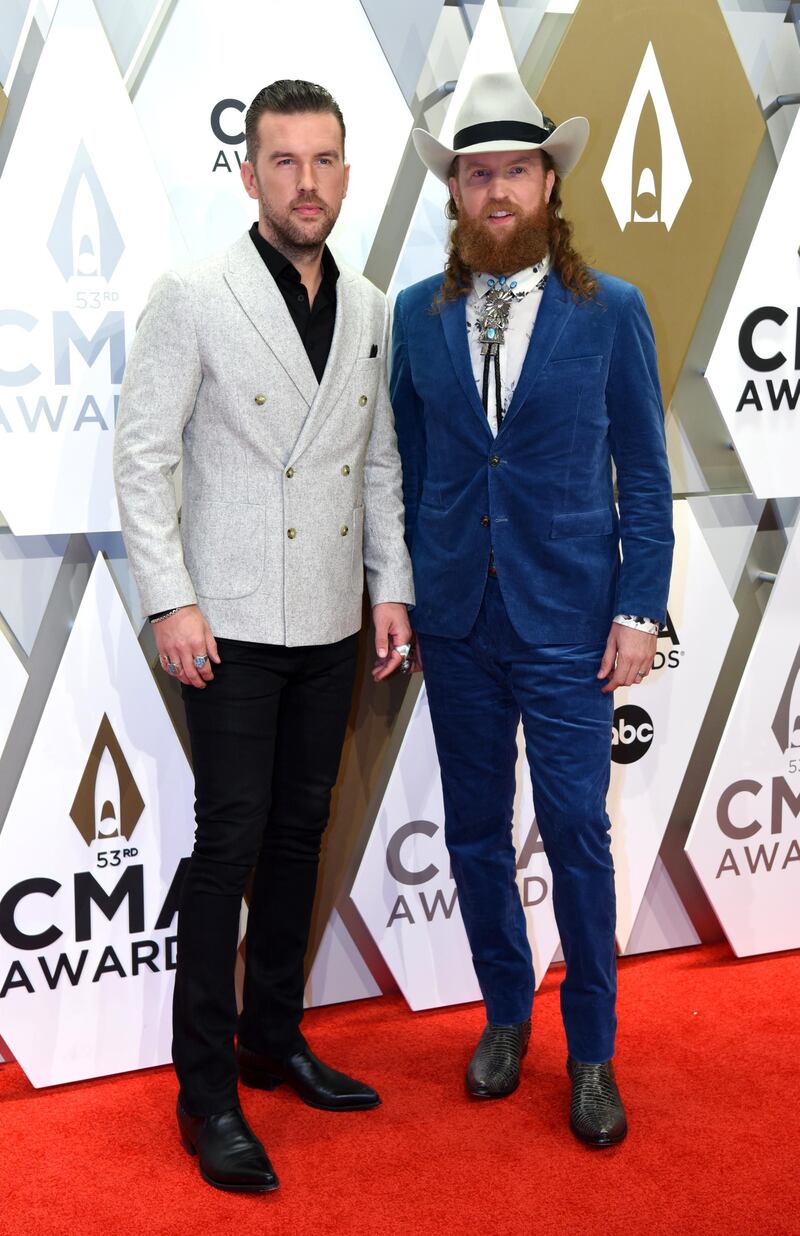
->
[372, 602, 413, 681]
[597, 623, 657, 694]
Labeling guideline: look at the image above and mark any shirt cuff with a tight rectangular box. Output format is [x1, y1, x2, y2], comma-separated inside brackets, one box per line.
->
[613, 614, 661, 636]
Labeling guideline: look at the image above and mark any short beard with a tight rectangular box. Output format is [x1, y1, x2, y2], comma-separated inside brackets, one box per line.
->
[259, 190, 338, 264]
[451, 199, 550, 277]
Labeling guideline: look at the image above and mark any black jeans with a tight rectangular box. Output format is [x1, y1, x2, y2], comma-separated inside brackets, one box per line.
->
[173, 633, 359, 1116]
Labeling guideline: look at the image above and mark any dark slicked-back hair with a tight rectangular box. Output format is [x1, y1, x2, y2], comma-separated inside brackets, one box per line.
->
[245, 79, 346, 162]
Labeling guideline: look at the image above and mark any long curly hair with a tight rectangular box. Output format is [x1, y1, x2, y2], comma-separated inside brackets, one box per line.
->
[437, 152, 598, 305]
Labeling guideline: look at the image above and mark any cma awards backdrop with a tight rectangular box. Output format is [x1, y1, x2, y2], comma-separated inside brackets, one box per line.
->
[0, 0, 798, 1086]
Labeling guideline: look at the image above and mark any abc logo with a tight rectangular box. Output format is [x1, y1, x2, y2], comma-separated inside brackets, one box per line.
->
[612, 705, 654, 764]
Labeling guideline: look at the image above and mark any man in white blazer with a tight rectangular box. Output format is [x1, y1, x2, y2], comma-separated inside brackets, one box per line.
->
[114, 80, 414, 1194]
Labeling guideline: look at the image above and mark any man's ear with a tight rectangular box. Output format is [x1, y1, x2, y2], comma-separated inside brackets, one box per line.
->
[544, 167, 556, 205]
[448, 175, 461, 211]
[240, 160, 259, 201]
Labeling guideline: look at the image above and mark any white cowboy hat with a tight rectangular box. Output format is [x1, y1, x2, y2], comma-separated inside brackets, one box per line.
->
[413, 70, 589, 183]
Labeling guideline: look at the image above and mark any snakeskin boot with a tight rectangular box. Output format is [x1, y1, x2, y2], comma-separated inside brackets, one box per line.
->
[466, 1019, 531, 1098]
[567, 1057, 627, 1147]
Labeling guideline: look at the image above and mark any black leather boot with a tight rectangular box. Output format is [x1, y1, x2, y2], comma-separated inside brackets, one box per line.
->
[237, 1044, 380, 1112]
[177, 1099, 279, 1192]
[466, 1019, 531, 1098]
[567, 1057, 628, 1147]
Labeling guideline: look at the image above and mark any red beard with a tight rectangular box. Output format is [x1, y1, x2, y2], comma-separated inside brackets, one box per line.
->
[451, 198, 550, 276]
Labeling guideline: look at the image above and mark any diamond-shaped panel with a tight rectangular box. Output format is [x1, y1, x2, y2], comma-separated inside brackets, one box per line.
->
[389, 0, 518, 299]
[538, 0, 764, 406]
[0, 0, 186, 536]
[350, 684, 558, 1012]
[132, 0, 413, 270]
[609, 501, 737, 951]
[0, 556, 195, 1086]
[686, 519, 800, 957]
[705, 111, 800, 499]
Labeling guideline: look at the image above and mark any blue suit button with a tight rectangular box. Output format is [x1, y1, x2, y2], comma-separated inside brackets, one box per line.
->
[480, 515, 490, 527]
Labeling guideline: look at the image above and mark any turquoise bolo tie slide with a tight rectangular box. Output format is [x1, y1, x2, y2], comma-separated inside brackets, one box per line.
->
[476, 278, 516, 357]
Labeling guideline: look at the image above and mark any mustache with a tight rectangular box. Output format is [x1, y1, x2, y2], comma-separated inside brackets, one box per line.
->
[480, 200, 520, 220]
[290, 194, 331, 212]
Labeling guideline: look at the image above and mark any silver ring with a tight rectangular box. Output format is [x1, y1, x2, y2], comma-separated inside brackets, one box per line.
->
[394, 643, 412, 658]
[635, 671, 645, 678]
[193, 654, 209, 668]
[166, 659, 179, 675]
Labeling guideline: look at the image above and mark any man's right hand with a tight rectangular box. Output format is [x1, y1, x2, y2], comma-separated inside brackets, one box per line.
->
[153, 605, 220, 688]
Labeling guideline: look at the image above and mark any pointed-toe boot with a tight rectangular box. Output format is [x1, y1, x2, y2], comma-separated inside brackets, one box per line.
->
[177, 1099, 279, 1192]
[567, 1057, 627, 1147]
[466, 1019, 531, 1098]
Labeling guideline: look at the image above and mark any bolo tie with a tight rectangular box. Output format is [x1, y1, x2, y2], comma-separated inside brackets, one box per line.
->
[475, 270, 549, 428]
[474, 269, 546, 577]
[475, 275, 519, 429]
[474, 274, 518, 577]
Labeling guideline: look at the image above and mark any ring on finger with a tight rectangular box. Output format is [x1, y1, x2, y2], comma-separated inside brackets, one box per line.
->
[166, 659, 179, 675]
[193, 654, 209, 668]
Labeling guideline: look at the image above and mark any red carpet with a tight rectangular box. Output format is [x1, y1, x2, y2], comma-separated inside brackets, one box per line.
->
[0, 943, 797, 1236]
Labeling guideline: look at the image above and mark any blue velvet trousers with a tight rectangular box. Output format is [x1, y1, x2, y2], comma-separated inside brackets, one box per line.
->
[419, 575, 617, 1064]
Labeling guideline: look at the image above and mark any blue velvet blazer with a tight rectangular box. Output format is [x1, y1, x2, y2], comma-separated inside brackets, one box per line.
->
[390, 269, 674, 644]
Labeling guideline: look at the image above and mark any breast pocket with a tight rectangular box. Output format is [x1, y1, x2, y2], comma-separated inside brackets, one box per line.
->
[352, 356, 381, 407]
[546, 354, 604, 371]
[539, 354, 604, 392]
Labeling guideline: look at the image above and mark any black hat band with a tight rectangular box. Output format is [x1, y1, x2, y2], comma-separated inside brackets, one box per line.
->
[453, 119, 555, 150]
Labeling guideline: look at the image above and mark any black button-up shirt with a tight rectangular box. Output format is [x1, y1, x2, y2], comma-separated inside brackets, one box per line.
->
[248, 222, 339, 383]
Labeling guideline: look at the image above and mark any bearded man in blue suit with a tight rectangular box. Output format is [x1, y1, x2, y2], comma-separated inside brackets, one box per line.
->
[391, 70, 673, 1148]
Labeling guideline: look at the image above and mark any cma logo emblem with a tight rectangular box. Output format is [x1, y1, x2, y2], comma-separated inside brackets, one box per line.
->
[210, 99, 246, 173]
[602, 42, 691, 232]
[735, 307, 800, 414]
[714, 643, 800, 880]
[47, 141, 124, 281]
[384, 818, 548, 927]
[772, 645, 800, 755]
[69, 714, 144, 845]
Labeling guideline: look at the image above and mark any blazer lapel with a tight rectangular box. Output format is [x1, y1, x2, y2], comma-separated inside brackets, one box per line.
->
[498, 271, 576, 436]
[224, 233, 318, 407]
[288, 265, 362, 464]
[439, 293, 493, 439]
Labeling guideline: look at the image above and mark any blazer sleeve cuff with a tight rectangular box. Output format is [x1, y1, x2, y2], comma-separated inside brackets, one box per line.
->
[366, 569, 415, 610]
[134, 573, 198, 620]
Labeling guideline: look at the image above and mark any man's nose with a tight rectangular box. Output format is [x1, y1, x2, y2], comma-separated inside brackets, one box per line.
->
[297, 161, 317, 192]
